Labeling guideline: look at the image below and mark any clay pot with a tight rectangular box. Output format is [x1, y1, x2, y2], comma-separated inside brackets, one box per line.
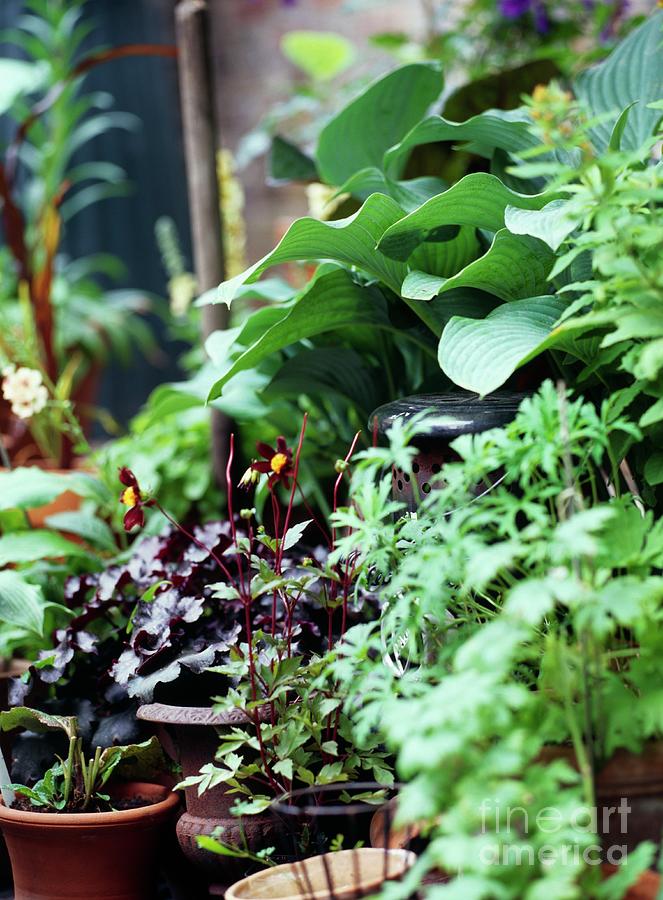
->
[602, 865, 661, 899]
[0, 465, 84, 530]
[540, 741, 663, 857]
[137, 703, 284, 893]
[0, 781, 179, 900]
[370, 392, 526, 512]
[225, 848, 416, 900]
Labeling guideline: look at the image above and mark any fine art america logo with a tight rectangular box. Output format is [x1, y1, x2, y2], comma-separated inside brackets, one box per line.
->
[478, 798, 632, 867]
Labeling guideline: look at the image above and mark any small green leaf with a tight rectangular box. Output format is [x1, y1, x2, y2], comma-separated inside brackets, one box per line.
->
[0, 572, 45, 635]
[504, 199, 578, 251]
[281, 31, 355, 82]
[282, 520, 312, 552]
[0, 531, 93, 566]
[0, 707, 77, 738]
[44, 511, 116, 551]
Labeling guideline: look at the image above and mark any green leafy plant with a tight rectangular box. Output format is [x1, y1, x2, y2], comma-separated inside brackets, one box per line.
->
[0, 466, 115, 659]
[325, 381, 663, 896]
[0, 0, 173, 466]
[0, 707, 165, 813]
[200, 14, 662, 450]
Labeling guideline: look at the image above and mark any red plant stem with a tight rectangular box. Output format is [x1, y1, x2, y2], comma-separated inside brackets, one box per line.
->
[225, 434, 249, 602]
[331, 431, 361, 547]
[295, 483, 332, 549]
[243, 600, 281, 796]
[275, 414, 308, 575]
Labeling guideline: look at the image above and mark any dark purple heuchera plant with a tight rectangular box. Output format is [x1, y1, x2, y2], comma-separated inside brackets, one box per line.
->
[16, 419, 372, 753]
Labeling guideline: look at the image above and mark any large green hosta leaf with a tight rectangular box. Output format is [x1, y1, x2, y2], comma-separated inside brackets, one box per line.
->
[432, 231, 555, 301]
[378, 173, 556, 262]
[268, 347, 382, 416]
[438, 295, 568, 395]
[316, 63, 443, 184]
[575, 12, 663, 152]
[209, 193, 407, 307]
[504, 200, 578, 251]
[409, 225, 480, 280]
[208, 267, 391, 400]
[383, 108, 539, 176]
[335, 168, 447, 211]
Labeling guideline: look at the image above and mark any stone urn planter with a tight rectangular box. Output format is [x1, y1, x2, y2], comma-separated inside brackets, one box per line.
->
[0, 781, 178, 900]
[137, 703, 284, 896]
[370, 391, 526, 511]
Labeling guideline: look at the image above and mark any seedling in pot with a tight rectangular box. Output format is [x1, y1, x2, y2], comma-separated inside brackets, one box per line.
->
[0, 707, 166, 813]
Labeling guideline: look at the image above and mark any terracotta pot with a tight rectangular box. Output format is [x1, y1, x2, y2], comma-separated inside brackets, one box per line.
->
[370, 392, 526, 512]
[540, 741, 663, 856]
[0, 659, 30, 890]
[602, 865, 661, 899]
[225, 848, 416, 900]
[0, 464, 85, 530]
[0, 781, 179, 900]
[137, 703, 284, 894]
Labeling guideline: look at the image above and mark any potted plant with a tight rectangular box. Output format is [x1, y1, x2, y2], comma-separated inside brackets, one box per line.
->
[19, 427, 384, 889]
[0, 0, 174, 469]
[0, 707, 178, 900]
[194, 16, 661, 480]
[323, 381, 663, 897]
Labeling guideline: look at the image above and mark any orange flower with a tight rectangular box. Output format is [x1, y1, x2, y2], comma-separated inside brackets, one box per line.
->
[250, 437, 295, 488]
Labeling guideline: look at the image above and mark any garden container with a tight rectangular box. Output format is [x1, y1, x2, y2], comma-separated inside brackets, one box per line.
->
[540, 742, 663, 857]
[137, 703, 284, 894]
[0, 780, 179, 900]
[224, 848, 416, 900]
[370, 392, 526, 511]
[602, 865, 661, 899]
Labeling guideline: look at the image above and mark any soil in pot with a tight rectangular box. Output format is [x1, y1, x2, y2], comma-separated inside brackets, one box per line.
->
[225, 848, 416, 900]
[0, 780, 179, 900]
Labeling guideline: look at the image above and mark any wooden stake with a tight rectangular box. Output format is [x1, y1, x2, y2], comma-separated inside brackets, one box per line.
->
[175, 0, 229, 489]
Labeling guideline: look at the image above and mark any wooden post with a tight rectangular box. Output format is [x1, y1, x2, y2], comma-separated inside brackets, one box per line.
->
[175, 0, 229, 489]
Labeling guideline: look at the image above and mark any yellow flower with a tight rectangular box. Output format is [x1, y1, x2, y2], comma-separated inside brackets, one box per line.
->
[121, 486, 138, 508]
[270, 452, 288, 474]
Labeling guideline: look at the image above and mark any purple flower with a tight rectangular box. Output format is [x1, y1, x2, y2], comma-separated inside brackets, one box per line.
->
[499, 0, 532, 16]
[532, 0, 550, 32]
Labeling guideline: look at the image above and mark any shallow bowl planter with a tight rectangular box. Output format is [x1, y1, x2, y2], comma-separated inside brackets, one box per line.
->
[137, 703, 283, 893]
[370, 391, 526, 512]
[225, 848, 416, 900]
[0, 781, 179, 900]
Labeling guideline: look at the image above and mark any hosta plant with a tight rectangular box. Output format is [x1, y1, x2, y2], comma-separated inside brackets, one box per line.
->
[201, 13, 662, 442]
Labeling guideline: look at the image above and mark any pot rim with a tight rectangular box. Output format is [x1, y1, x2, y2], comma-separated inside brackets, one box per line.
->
[0, 780, 179, 827]
[137, 702, 260, 727]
